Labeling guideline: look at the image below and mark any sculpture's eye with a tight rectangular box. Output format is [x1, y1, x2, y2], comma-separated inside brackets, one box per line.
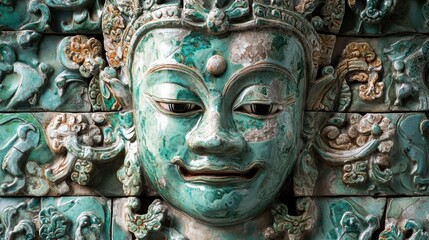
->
[236, 104, 283, 117]
[157, 102, 203, 115]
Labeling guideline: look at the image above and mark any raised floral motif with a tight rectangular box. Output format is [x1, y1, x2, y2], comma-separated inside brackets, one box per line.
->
[265, 198, 315, 240]
[39, 206, 70, 240]
[102, 4, 126, 68]
[65, 35, 104, 78]
[126, 198, 166, 239]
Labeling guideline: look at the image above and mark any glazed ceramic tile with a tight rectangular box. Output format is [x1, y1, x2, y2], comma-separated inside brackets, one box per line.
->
[0, 0, 103, 33]
[0, 111, 134, 196]
[304, 197, 386, 239]
[296, 112, 429, 196]
[40, 196, 111, 239]
[0, 198, 40, 239]
[0, 31, 131, 112]
[339, 1, 429, 36]
[380, 197, 429, 238]
[308, 36, 429, 112]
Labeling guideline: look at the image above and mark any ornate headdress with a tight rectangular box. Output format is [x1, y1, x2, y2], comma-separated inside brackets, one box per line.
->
[102, 0, 322, 81]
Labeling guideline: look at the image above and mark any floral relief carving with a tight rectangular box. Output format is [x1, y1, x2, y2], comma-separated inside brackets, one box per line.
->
[265, 198, 315, 240]
[65, 35, 104, 78]
[44, 113, 125, 190]
[102, 4, 126, 68]
[45, 114, 102, 184]
[183, 0, 250, 33]
[39, 206, 70, 240]
[296, 0, 345, 34]
[342, 160, 368, 184]
[126, 198, 166, 239]
[70, 159, 94, 186]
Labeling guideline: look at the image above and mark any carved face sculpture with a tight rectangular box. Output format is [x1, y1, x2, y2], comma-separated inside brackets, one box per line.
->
[130, 28, 306, 225]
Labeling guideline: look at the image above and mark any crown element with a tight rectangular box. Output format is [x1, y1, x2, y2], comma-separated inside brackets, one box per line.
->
[102, 0, 322, 80]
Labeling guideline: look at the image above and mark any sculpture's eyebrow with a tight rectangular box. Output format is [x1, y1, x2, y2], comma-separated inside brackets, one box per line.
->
[144, 63, 208, 92]
[223, 62, 296, 95]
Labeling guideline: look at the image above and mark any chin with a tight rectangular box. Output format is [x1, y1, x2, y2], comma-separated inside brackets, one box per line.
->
[158, 179, 276, 226]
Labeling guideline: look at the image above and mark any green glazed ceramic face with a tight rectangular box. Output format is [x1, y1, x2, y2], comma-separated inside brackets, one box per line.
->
[131, 28, 306, 226]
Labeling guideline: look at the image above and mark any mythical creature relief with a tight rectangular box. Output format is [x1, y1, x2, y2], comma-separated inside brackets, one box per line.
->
[0, 0, 103, 33]
[347, 0, 398, 33]
[0, 30, 130, 112]
[308, 37, 429, 112]
[384, 39, 429, 111]
[0, 31, 110, 111]
[0, 31, 53, 110]
[304, 197, 386, 239]
[0, 199, 38, 240]
[380, 197, 429, 239]
[339, 0, 429, 35]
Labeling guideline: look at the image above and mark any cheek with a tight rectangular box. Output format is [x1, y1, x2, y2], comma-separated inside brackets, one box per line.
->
[243, 118, 278, 142]
[135, 99, 199, 161]
[235, 111, 296, 144]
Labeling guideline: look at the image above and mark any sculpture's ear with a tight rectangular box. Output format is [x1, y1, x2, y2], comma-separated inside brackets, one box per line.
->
[98, 67, 132, 111]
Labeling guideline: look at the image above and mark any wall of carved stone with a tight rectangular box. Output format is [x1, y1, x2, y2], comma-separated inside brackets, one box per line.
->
[1, 0, 429, 239]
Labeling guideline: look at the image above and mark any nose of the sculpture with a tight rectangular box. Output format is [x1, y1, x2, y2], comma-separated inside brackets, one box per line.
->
[186, 112, 245, 156]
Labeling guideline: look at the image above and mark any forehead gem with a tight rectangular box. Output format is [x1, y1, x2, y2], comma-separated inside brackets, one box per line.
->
[206, 55, 227, 76]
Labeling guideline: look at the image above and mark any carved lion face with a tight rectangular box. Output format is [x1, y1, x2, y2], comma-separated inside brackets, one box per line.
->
[130, 28, 306, 226]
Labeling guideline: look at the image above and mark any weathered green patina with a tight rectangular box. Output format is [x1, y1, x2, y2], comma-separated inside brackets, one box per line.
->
[132, 28, 305, 227]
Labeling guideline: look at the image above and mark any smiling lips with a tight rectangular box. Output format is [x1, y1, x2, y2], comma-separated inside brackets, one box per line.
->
[171, 158, 262, 183]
